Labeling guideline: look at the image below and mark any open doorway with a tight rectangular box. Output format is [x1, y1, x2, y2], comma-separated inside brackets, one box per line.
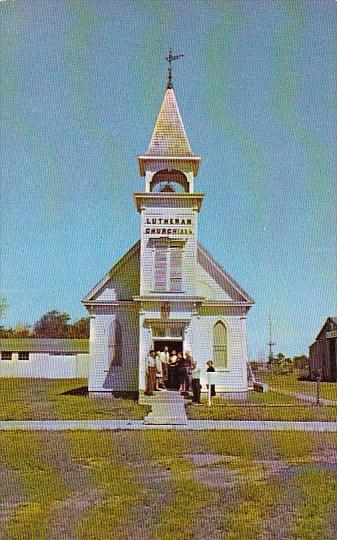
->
[153, 340, 183, 355]
[153, 339, 183, 390]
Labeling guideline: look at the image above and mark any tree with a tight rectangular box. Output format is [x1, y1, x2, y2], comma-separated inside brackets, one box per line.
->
[271, 353, 294, 374]
[12, 324, 32, 338]
[0, 297, 8, 335]
[293, 355, 309, 370]
[0, 309, 90, 339]
[68, 317, 90, 338]
[0, 327, 14, 338]
[34, 310, 71, 338]
[275, 353, 286, 364]
[0, 297, 8, 322]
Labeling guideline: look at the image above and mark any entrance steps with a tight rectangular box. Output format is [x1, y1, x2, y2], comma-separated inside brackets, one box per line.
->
[140, 390, 189, 425]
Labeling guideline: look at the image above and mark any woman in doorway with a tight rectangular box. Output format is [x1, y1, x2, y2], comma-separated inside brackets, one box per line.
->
[155, 350, 163, 390]
[177, 352, 185, 394]
[174, 351, 182, 390]
[167, 349, 178, 390]
[206, 360, 216, 397]
[160, 346, 170, 388]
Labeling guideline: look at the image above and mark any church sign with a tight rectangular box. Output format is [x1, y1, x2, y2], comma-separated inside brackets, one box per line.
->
[144, 216, 193, 235]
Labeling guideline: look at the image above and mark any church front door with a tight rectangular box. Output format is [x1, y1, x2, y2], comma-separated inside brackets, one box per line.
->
[153, 339, 183, 355]
[153, 339, 183, 390]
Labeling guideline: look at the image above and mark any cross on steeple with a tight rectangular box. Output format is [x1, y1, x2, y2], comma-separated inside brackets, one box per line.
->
[165, 49, 184, 89]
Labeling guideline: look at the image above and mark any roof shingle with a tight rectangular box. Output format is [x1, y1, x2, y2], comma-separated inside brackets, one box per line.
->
[145, 89, 193, 157]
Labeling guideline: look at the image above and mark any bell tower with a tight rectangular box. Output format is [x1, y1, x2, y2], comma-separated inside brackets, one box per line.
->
[135, 55, 203, 298]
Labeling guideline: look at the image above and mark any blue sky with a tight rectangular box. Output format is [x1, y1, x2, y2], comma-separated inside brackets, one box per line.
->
[1, 0, 336, 358]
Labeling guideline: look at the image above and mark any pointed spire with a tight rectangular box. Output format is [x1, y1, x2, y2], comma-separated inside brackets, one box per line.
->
[138, 52, 201, 177]
[145, 88, 193, 157]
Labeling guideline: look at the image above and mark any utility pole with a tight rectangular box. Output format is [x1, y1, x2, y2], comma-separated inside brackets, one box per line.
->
[267, 315, 275, 364]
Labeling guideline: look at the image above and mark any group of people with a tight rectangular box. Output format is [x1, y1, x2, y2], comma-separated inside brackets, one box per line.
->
[145, 346, 216, 404]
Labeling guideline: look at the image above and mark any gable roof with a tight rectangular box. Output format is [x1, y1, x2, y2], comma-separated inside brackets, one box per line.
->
[145, 89, 193, 157]
[82, 241, 140, 303]
[83, 239, 253, 305]
[197, 242, 254, 304]
[315, 316, 337, 341]
[0, 339, 89, 353]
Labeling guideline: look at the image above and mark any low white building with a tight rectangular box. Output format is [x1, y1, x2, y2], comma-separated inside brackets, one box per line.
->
[83, 78, 254, 397]
[0, 338, 89, 379]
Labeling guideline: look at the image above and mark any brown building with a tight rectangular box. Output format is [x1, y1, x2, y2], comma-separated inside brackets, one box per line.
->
[309, 317, 337, 381]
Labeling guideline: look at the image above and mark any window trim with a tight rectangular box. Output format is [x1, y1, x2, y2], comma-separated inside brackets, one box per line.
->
[151, 238, 185, 293]
[169, 244, 183, 293]
[153, 242, 169, 292]
[213, 320, 230, 371]
[18, 351, 30, 361]
[1, 351, 13, 361]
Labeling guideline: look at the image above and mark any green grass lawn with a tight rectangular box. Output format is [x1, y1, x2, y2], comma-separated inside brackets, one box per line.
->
[187, 390, 337, 421]
[0, 378, 150, 420]
[260, 373, 337, 401]
[1, 378, 336, 422]
[0, 430, 336, 540]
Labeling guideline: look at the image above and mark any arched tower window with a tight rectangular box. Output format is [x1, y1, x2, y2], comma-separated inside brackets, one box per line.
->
[150, 169, 189, 193]
[213, 321, 228, 369]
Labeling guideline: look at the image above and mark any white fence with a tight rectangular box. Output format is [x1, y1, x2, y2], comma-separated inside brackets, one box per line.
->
[0, 353, 90, 379]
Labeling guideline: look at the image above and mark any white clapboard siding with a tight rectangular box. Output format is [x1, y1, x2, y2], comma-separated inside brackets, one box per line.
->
[88, 306, 139, 392]
[189, 315, 248, 392]
[0, 353, 89, 378]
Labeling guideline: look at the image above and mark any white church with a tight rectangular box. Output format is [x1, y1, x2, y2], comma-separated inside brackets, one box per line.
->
[83, 66, 254, 397]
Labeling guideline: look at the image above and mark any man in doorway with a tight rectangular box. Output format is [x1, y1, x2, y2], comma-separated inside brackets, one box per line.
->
[160, 346, 170, 388]
[191, 361, 201, 404]
[145, 350, 157, 396]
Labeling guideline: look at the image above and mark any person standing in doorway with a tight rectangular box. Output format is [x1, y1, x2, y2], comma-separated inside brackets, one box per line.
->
[168, 349, 178, 390]
[155, 350, 163, 390]
[177, 353, 185, 394]
[183, 352, 192, 392]
[185, 351, 193, 392]
[160, 346, 170, 388]
[191, 361, 201, 404]
[179, 352, 192, 394]
[144, 350, 156, 396]
[206, 360, 216, 397]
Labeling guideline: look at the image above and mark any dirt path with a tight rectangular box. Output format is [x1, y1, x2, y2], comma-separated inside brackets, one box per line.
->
[270, 387, 337, 406]
[38, 432, 103, 540]
[0, 463, 27, 531]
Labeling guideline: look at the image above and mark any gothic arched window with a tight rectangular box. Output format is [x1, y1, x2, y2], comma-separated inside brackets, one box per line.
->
[213, 321, 228, 369]
[108, 317, 122, 366]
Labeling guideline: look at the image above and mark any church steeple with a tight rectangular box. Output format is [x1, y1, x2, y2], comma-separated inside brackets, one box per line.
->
[145, 88, 193, 158]
[138, 62, 201, 180]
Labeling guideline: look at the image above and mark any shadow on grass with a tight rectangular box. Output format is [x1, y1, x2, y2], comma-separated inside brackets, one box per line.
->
[61, 386, 88, 396]
[60, 387, 139, 402]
